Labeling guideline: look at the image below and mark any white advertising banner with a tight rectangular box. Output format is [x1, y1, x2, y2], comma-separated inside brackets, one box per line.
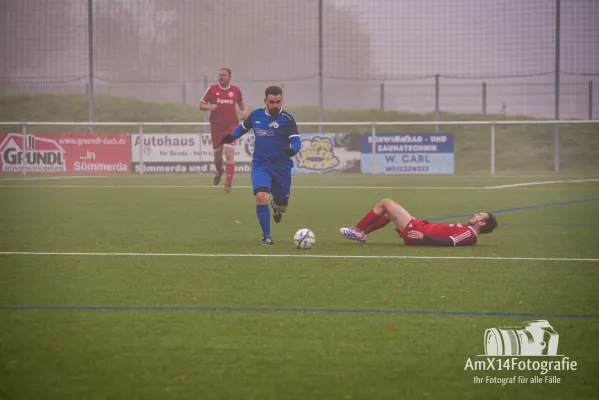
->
[132, 133, 200, 162]
[131, 133, 254, 163]
[130, 133, 254, 173]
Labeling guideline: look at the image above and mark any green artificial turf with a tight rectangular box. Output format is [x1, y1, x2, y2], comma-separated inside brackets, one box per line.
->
[1, 174, 598, 399]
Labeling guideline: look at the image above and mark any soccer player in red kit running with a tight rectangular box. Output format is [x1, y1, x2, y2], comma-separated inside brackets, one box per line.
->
[340, 198, 498, 246]
[200, 68, 248, 192]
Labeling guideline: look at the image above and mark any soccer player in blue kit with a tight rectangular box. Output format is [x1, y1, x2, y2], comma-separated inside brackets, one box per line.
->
[220, 86, 301, 245]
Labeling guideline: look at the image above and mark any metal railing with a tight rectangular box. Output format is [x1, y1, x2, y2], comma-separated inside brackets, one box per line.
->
[1, 120, 598, 175]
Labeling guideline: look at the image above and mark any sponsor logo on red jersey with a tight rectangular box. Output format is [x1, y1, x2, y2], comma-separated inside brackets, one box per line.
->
[203, 84, 243, 125]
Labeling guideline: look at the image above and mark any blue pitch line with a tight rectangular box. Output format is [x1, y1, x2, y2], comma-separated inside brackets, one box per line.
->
[1, 305, 597, 319]
[426, 197, 599, 221]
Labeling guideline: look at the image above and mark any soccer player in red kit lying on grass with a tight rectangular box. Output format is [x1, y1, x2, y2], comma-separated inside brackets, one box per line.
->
[340, 198, 498, 246]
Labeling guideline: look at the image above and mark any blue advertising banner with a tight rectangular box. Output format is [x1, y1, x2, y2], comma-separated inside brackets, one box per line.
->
[360, 133, 454, 174]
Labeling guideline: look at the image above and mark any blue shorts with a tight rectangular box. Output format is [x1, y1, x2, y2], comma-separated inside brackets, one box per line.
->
[251, 163, 292, 205]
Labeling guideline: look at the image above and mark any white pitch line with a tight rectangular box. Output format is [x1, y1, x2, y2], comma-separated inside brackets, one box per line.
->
[486, 178, 599, 189]
[0, 251, 597, 262]
[0, 184, 479, 190]
[0, 175, 106, 181]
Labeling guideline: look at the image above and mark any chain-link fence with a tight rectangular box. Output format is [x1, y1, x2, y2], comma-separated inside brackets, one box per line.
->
[1, 0, 597, 119]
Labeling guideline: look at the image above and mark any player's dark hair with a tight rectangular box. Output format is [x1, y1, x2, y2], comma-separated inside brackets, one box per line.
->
[265, 85, 283, 98]
[220, 68, 232, 77]
[480, 212, 498, 234]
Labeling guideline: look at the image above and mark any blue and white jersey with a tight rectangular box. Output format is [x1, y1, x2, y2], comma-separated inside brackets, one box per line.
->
[231, 108, 301, 165]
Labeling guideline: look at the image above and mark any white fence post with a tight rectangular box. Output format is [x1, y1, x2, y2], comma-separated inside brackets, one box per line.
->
[21, 123, 27, 176]
[434, 74, 440, 133]
[371, 123, 376, 175]
[554, 125, 560, 173]
[138, 124, 144, 175]
[490, 122, 496, 175]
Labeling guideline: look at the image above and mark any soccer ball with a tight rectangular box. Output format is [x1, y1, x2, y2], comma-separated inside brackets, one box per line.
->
[294, 228, 316, 249]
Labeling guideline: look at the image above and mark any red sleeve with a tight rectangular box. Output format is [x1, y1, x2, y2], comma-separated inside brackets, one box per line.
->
[201, 86, 213, 103]
[450, 229, 477, 246]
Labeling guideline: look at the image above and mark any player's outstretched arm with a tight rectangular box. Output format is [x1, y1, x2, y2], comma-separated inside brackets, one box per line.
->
[221, 112, 254, 146]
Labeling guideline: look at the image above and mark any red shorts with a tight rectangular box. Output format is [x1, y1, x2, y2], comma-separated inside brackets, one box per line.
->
[394, 217, 430, 246]
[210, 123, 239, 150]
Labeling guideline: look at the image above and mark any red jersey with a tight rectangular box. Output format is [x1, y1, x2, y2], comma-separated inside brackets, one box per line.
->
[201, 84, 243, 126]
[397, 218, 478, 246]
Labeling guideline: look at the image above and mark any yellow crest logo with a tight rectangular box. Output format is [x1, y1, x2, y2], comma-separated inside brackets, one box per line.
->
[295, 136, 340, 171]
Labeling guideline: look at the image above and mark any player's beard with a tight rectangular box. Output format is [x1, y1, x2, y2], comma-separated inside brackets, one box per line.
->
[268, 107, 280, 116]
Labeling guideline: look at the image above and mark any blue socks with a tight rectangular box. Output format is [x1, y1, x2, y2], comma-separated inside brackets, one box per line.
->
[256, 204, 271, 237]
